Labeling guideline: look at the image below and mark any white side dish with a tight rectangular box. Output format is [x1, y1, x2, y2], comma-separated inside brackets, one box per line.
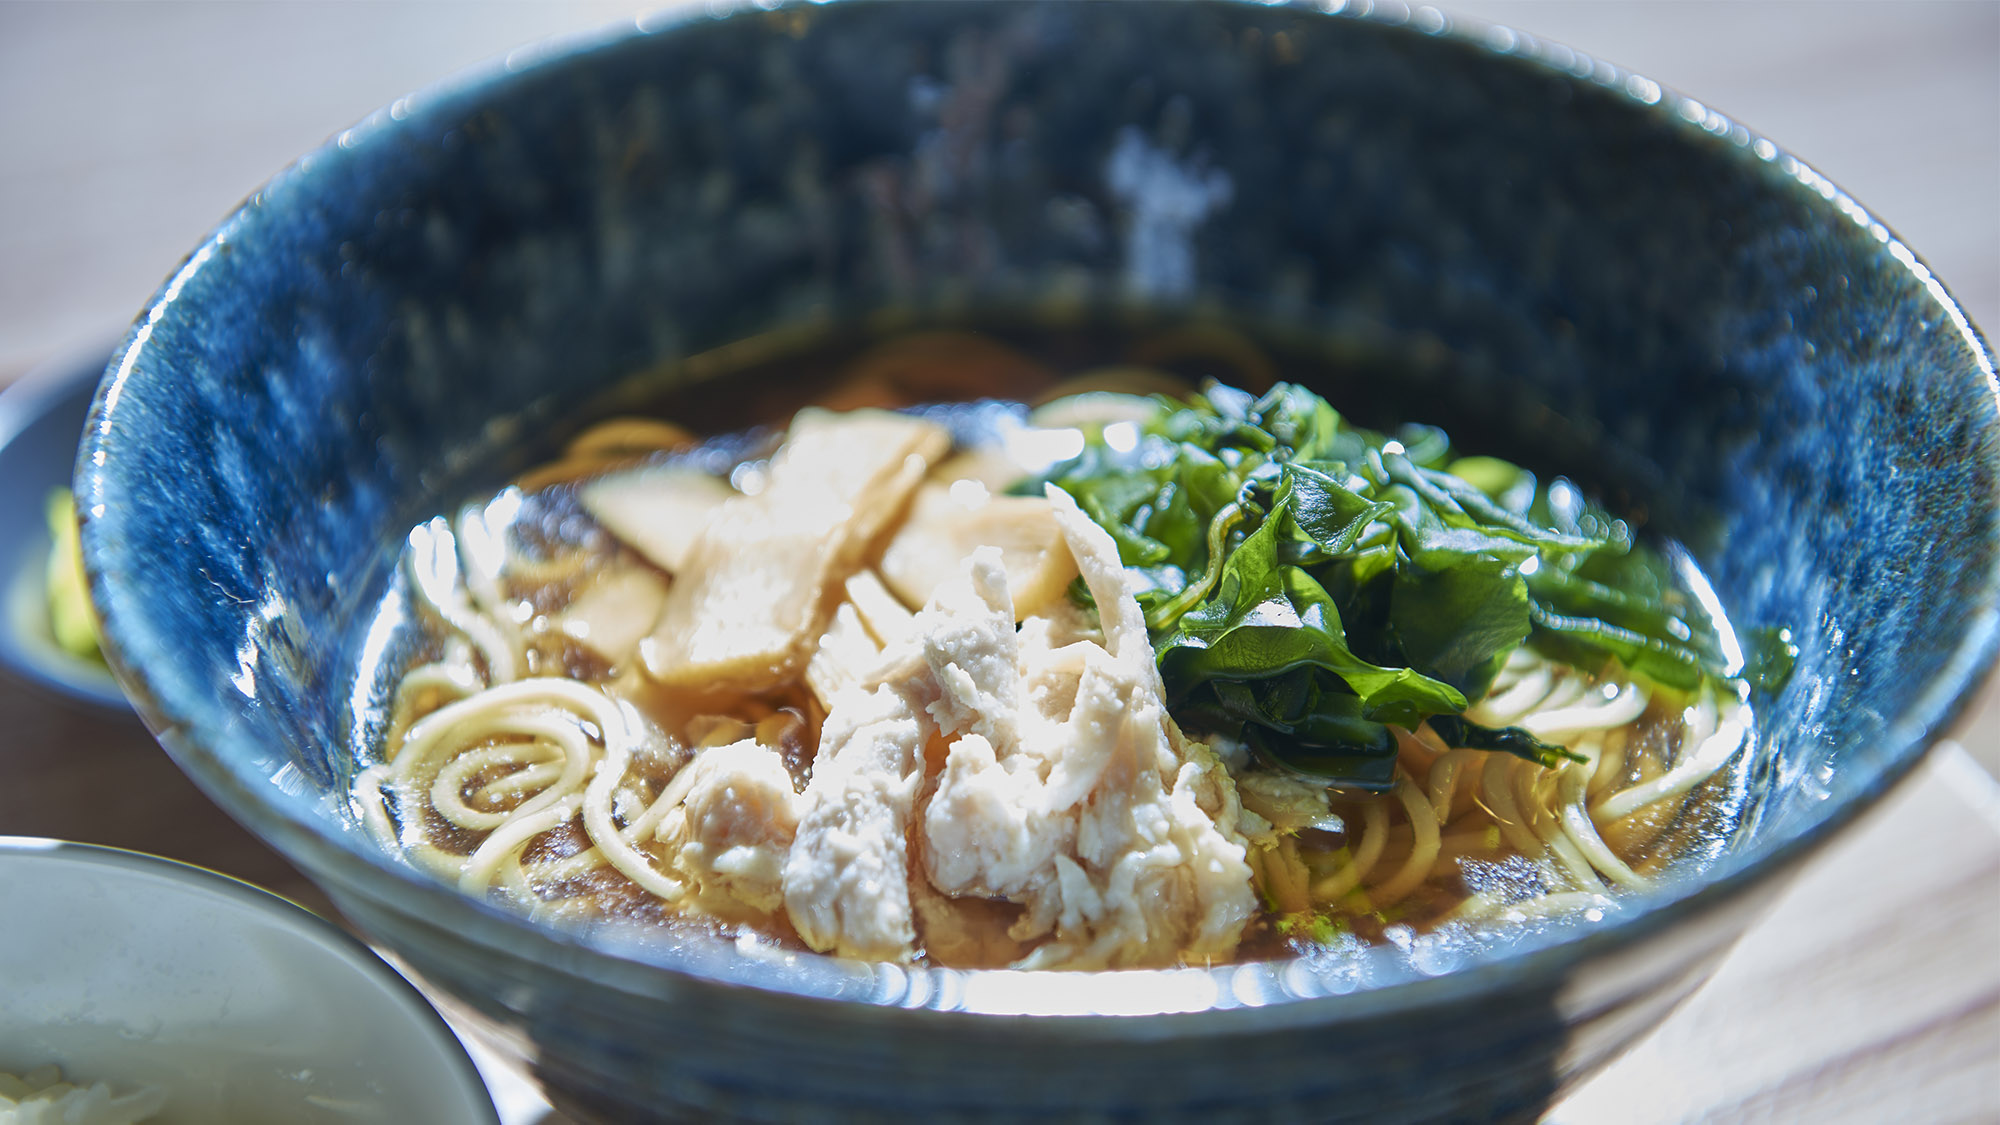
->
[0, 839, 496, 1125]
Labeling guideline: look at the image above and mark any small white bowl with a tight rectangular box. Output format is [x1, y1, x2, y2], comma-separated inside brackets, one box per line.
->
[0, 838, 497, 1124]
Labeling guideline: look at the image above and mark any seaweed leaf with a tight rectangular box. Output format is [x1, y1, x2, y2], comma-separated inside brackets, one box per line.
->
[1035, 381, 1733, 788]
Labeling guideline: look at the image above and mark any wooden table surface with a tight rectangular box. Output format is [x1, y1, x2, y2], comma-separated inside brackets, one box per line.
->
[2, 3, 1995, 1122]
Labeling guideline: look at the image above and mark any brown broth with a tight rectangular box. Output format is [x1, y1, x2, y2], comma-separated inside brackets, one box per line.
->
[348, 323, 1755, 968]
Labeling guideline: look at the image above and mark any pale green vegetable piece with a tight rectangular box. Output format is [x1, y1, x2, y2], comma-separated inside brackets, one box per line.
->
[44, 488, 103, 660]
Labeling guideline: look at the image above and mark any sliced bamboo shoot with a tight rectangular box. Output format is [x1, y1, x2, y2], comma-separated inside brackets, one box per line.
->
[879, 483, 1078, 621]
[805, 602, 884, 709]
[844, 570, 917, 647]
[640, 409, 950, 690]
[555, 566, 671, 667]
[578, 464, 735, 574]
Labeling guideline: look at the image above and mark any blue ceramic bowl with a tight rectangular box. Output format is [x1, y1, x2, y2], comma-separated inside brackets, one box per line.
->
[76, 3, 1998, 1122]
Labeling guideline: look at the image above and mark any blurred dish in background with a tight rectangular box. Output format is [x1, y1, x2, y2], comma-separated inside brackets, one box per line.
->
[0, 344, 127, 711]
[0, 837, 499, 1125]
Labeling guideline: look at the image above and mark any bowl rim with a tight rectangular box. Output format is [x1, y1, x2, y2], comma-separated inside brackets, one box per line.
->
[74, 0, 2000, 1026]
[0, 835, 501, 1122]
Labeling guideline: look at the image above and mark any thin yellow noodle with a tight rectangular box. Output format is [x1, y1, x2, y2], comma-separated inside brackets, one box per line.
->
[398, 661, 481, 700]
[404, 840, 472, 881]
[498, 846, 611, 906]
[1558, 733, 1603, 780]
[451, 505, 538, 686]
[1480, 756, 1544, 857]
[756, 711, 802, 746]
[515, 456, 602, 493]
[383, 683, 622, 899]
[389, 678, 620, 777]
[362, 406, 1742, 957]
[1532, 759, 1569, 831]
[460, 796, 582, 896]
[496, 851, 539, 905]
[1391, 726, 1442, 773]
[1557, 754, 1647, 890]
[1588, 727, 1629, 799]
[501, 549, 594, 589]
[1298, 841, 1344, 884]
[527, 895, 603, 926]
[354, 764, 396, 849]
[476, 759, 566, 805]
[1489, 890, 1618, 923]
[1519, 682, 1648, 741]
[1511, 756, 1550, 833]
[396, 637, 483, 722]
[445, 598, 517, 682]
[1537, 673, 1591, 713]
[385, 672, 475, 750]
[687, 715, 754, 748]
[581, 699, 687, 902]
[1469, 662, 1553, 725]
[1426, 749, 1482, 826]
[430, 740, 567, 832]
[1311, 800, 1389, 902]
[429, 744, 533, 831]
[1449, 752, 1491, 821]
[1511, 755, 1605, 892]
[407, 519, 520, 684]
[393, 712, 528, 780]
[1437, 828, 1506, 860]
[1263, 838, 1311, 915]
[630, 757, 711, 842]
[1543, 826, 1607, 894]
[454, 506, 512, 622]
[398, 714, 585, 824]
[1444, 890, 1509, 924]
[524, 848, 607, 883]
[1593, 692, 1744, 823]
[1475, 652, 1534, 706]
[565, 417, 697, 459]
[375, 519, 725, 911]
[1369, 775, 1443, 907]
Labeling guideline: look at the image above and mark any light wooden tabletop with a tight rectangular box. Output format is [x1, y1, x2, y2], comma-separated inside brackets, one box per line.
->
[2, 3, 1995, 1122]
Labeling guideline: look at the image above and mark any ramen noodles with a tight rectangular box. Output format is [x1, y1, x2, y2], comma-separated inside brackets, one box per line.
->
[352, 335, 1755, 970]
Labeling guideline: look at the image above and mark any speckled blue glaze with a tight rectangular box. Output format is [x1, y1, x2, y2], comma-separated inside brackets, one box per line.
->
[76, 3, 1998, 1122]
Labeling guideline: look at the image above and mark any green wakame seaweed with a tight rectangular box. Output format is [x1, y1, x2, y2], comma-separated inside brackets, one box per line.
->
[1029, 382, 1736, 791]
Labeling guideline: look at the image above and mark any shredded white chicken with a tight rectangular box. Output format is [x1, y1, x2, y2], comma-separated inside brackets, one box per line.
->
[782, 681, 931, 960]
[552, 405, 1260, 966]
[782, 490, 1257, 968]
[655, 739, 802, 918]
[918, 493, 1257, 969]
[379, 388, 1740, 971]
